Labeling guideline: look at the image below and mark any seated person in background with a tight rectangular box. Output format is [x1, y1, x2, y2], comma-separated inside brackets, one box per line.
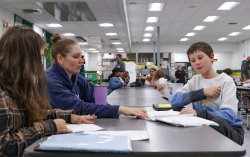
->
[121, 71, 130, 83]
[154, 70, 170, 100]
[0, 25, 97, 156]
[108, 68, 127, 95]
[223, 68, 238, 84]
[139, 68, 157, 87]
[171, 42, 244, 145]
[46, 34, 148, 118]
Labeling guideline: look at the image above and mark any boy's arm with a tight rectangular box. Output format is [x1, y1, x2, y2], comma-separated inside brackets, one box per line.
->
[196, 80, 240, 125]
[171, 78, 206, 107]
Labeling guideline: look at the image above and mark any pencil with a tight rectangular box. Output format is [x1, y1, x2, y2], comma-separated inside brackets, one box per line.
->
[143, 111, 147, 113]
[203, 97, 211, 106]
[65, 123, 68, 125]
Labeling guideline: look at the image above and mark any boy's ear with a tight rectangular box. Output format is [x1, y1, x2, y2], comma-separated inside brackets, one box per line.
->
[210, 53, 214, 63]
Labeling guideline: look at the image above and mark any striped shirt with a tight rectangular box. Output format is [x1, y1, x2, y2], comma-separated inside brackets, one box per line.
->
[0, 87, 74, 156]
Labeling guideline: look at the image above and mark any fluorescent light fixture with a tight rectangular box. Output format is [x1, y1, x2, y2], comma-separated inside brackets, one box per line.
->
[118, 51, 125, 52]
[145, 26, 155, 31]
[180, 38, 189, 41]
[217, 2, 240, 10]
[193, 25, 206, 30]
[203, 16, 220, 22]
[46, 23, 62, 27]
[88, 48, 96, 50]
[116, 48, 124, 50]
[143, 33, 152, 37]
[148, 3, 165, 11]
[185, 32, 196, 36]
[92, 51, 99, 52]
[146, 17, 159, 23]
[218, 37, 228, 41]
[62, 33, 75, 36]
[112, 42, 121, 44]
[79, 42, 88, 45]
[228, 32, 241, 36]
[106, 33, 117, 36]
[143, 38, 150, 42]
[98, 23, 114, 27]
[243, 25, 250, 30]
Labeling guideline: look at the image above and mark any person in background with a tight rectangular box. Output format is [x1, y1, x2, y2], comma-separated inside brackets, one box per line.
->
[121, 71, 130, 83]
[79, 55, 85, 78]
[139, 68, 157, 87]
[241, 56, 250, 81]
[0, 25, 96, 156]
[223, 68, 238, 84]
[154, 70, 170, 100]
[114, 54, 126, 72]
[108, 68, 127, 94]
[46, 33, 148, 119]
[175, 65, 186, 85]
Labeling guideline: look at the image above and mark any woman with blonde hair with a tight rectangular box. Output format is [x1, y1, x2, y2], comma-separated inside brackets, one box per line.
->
[0, 25, 96, 156]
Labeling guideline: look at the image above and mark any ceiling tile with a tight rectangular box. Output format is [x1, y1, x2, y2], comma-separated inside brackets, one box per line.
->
[164, 2, 185, 10]
[128, 4, 147, 11]
[0, 3, 13, 8]
[9, 3, 38, 9]
[3, 0, 29, 3]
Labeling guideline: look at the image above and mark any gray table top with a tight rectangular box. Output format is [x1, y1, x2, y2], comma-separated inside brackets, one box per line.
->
[24, 110, 246, 157]
[237, 86, 250, 90]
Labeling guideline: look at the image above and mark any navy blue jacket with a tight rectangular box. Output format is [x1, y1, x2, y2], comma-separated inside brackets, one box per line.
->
[46, 62, 119, 117]
[108, 77, 123, 95]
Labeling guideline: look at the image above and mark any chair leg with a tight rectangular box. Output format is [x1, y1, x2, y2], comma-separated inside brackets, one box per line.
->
[247, 113, 249, 130]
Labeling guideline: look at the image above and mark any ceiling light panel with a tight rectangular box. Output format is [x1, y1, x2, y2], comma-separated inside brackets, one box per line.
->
[218, 37, 228, 41]
[106, 33, 117, 36]
[79, 43, 88, 45]
[185, 32, 196, 36]
[46, 23, 62, 27]
[193, 26, 206, 30]
[98, 23, 114, 27]
[217, 2, 240, 10]
[143, 33, 152, 37]
[180, 38, 189, 41]
[145, 26, 155, 31]
[88, 48, 96, 50]
[146, 17, 159, 23]
[112, 42, 121, 44]
[228, 32, 241, 36]
[92, 51, 99, 52]
[143, 38, 150, 42]
[116, 48, 124, 50]
[148, 3, 165, 11]
[243, 25, 250, 30]
[62, 33, 75, 36]
[118, 51, 125, 52]
[203, 16, 220, 22]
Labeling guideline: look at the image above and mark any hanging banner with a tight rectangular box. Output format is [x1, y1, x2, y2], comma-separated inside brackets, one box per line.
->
[125, 63, 136, 83]
[212, 59, 217, 72]
[2, 19, 11, 35]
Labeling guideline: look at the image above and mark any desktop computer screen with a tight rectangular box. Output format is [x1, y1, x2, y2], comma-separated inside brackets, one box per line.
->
[141, 69, 150, 76]
[161, 69, 169, 76]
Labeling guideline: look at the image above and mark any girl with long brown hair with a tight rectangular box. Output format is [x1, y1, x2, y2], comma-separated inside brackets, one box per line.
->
[0, 25, 96, 156]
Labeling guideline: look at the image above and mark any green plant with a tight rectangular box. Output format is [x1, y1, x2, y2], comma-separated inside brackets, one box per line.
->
[44, 47, 52, 60]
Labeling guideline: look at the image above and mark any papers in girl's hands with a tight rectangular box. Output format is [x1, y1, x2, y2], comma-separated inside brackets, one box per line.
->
[84, 131, 149, 141]
[66, 124, 104, 133]
[144, 110, 219, 127]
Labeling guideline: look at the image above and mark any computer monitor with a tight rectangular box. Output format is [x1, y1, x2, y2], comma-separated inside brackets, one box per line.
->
[141, 69, 150, 76]
[161, 69, 169, 76]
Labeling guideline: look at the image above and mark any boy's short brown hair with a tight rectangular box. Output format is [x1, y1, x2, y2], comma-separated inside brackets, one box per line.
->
[186, 42, 213, 60]
[154, 70, 165, 80]
[150, 67, 157, 71]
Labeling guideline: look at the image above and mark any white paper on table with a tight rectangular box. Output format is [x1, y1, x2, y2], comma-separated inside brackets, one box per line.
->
[84, 130, 149, 141]
[145, 110, 180, 121]
[66, 124, 104, 133]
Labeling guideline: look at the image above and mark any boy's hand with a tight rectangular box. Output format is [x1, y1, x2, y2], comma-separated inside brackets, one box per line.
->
[180, 108, 197, 116]
[203, 86, 221, 98]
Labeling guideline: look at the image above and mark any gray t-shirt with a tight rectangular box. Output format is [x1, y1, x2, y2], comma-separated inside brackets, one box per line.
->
[115, 60, 126, 72]
[241, 60, 250, 80]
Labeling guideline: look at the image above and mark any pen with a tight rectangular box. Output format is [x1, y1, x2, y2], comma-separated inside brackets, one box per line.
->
[65, 123, 68, 125]
[143, 111, 147, 113]
[203, 97, 211, 106]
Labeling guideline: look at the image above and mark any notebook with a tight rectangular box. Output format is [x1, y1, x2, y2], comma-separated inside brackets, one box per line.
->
[66, 123, 103, 132]
[38, 133, 132, 153]
[145, 110, 219, 127]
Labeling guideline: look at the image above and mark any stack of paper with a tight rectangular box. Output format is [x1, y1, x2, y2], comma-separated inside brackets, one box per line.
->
[66, 124, 104, 132]
[145, 110, 219, 127]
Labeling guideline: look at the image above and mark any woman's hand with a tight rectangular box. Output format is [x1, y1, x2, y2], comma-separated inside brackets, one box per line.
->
[53, 119, 72, 134]
[71, 114, 97, 124]
[118, 107, 149, 119]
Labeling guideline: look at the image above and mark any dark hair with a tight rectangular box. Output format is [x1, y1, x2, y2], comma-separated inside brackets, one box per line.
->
[154, 70, 165, 79]
[0, 25, 52, 123]
[150, 68, 157, 71]
[186, 42, 213, 60]
[108, 68, 122, 81]
[223, 68, 233, 76]
[116, 54, 122, 58]
[50, 33, 77, 63]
